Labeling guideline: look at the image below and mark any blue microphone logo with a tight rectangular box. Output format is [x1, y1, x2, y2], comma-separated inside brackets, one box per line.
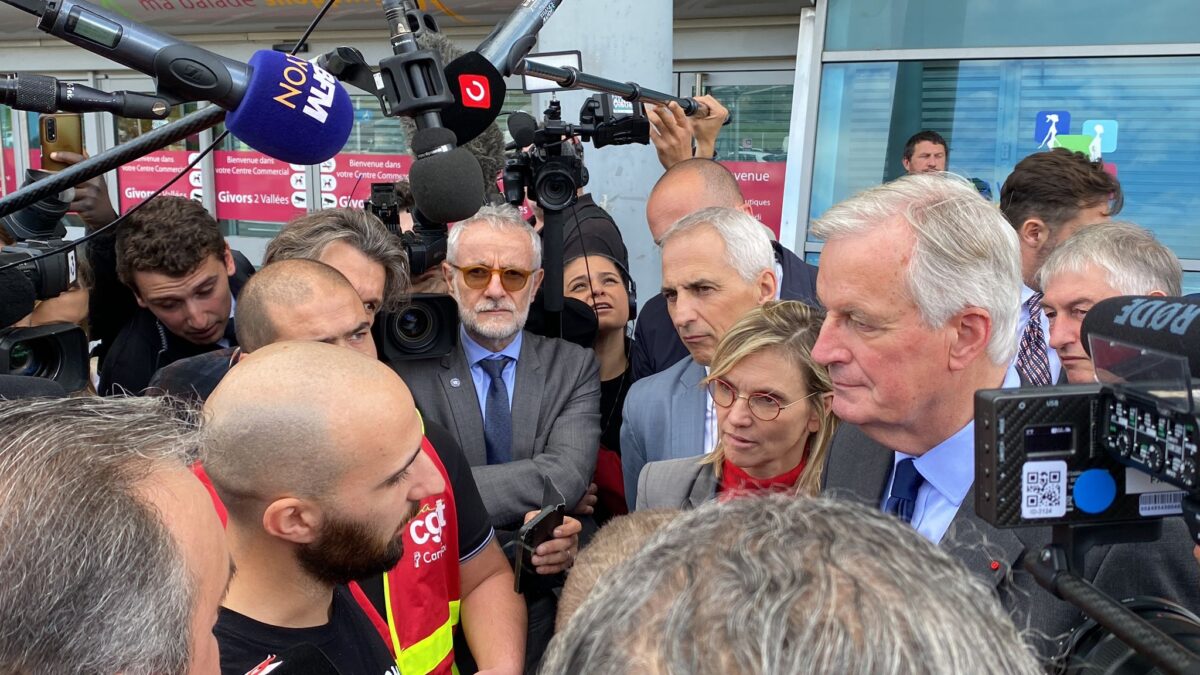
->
[273, 54, 338, 124]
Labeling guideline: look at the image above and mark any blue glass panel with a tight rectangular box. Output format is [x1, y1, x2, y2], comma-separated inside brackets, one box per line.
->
[825, 0, 1200, 51]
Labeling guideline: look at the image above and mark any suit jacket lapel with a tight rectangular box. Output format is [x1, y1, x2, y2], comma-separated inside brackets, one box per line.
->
[688, 464, 719, 508]
[438, 344, 487, 466]
[823, 423, 893, 507]
[510, 333, 543, 461]
[942, 488, 1027, 588]
[677, 359, 707, 457]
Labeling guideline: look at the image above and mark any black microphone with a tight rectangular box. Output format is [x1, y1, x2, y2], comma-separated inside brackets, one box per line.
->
[246, 643, 341, 674]
[477, 0, 564, 77]
[377, 0, 484, 223]
[0, 73, 170, 118]
[1, 0, 353, 165]
[1081, 295, 1200, 379]
[15, 0, 250, 108]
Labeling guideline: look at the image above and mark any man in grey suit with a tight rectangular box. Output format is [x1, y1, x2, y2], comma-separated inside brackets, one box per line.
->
[391, 204, 600, 671]
[812, 173, 1200, 662]
[622, 207, 777, 508]
[392, 204, 600, 534]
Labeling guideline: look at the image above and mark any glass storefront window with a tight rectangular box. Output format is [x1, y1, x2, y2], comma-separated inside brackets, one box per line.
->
[113, 103, 202, 217]
[1, 106, 16, 194]
[809, 56, 1200, 263]
[825, 0, 1200, 51]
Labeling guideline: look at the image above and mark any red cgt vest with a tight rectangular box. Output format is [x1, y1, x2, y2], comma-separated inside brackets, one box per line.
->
[193, 434, 463, 675]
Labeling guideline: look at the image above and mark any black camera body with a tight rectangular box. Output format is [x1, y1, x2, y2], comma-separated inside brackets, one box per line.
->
[373, 293, 459, 363]
[976, 382, 1197, 529]
[1, 240, 77, 300]
[504, 94, 649, 211]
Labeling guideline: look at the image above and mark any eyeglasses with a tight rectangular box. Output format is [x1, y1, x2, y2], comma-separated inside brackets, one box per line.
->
[708, 378, 815, 422]
[449, 264, 535, 292]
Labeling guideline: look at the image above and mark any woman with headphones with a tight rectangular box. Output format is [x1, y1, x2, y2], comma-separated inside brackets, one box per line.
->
[562, 215, 637, 523]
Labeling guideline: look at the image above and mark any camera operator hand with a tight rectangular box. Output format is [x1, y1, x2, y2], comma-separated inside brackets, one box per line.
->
[50, 151, 118, 230]
[689, 94, 729, 160]
[524, 510, 581, 575]
[647, 101, 696, 170]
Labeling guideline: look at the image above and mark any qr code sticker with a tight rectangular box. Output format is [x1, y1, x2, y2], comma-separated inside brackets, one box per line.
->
[1021, 460, 1068, 519]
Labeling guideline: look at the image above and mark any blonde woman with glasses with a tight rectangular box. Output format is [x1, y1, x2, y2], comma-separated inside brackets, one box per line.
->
[635, 300, 836, 509]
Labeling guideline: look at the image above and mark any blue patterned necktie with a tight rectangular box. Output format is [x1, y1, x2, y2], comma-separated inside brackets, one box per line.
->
[480, 357, 513, 465]
[1016, 292, 1052, 386]
[885, 458, 924, 523]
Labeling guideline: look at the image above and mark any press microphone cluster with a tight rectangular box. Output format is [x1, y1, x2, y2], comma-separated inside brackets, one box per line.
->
[0, 73, 169, 119]
[5, 0, 353, 165]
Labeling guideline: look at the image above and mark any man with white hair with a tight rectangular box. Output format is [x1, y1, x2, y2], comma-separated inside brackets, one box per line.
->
[391, 204, 599, 671]
[1039, 222, 1182, 384]
[813, 173, 1200, 661]
[0, 397, 230, 675]
[622, 206, 777, 507]
[541, 495, 1043, 675]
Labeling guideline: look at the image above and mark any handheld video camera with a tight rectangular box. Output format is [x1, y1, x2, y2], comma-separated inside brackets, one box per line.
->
[503, 94, 649, 211]
[973, 295, 1200, 672]
[361, 182, 459, 363]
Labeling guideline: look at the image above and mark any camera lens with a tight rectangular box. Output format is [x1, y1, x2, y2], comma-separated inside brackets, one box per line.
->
[391, 304, 436, 352]
[7, 340, 53, 378]
[534, 167, 577, 210]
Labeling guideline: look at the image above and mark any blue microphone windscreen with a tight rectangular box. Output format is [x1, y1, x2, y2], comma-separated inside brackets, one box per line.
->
[226, 50, 354, 165]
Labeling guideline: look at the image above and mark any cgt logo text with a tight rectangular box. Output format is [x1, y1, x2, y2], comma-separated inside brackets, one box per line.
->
[410, 498, 449, 568]
[273, 54, 338, 124]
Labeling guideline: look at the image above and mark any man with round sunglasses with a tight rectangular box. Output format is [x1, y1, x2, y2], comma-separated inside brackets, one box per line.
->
[392, 204, 600, 672]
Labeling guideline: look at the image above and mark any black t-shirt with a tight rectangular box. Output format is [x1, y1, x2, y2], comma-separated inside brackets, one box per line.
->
[599, 357, 633, 455]
[215, 586, 397, 675]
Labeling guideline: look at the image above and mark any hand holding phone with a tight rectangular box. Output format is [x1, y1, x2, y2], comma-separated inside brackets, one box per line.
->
[513, 477, 567, 594]
[39, 113, 83, 172]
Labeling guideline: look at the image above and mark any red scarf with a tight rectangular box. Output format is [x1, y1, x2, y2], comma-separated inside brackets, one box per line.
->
[718, 457, 806, 501]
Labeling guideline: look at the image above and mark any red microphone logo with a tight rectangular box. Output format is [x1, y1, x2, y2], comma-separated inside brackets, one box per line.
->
[458, 74, 491, 109]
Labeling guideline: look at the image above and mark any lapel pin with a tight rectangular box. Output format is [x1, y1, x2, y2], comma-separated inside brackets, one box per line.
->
[450, 378, 462, 388]
[990, 560, 1001, 571]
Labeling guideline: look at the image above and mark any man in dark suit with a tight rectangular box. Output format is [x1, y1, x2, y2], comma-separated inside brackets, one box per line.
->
[631, 158, 818, 381]
[999, 148, 1122, 386]
[812, 173, 1200, 662]
[97, 196, 254, 396]
[391, 204, 598, 672]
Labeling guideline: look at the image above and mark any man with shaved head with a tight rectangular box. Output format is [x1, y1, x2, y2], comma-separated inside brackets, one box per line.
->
[164, 263, 527, 673]
[632, 158, 819, 380]
[205, 343, 443, 673]
[149, 258, 374, 401]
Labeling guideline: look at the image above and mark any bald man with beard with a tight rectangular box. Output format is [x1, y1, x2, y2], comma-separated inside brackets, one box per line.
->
[204, 342, 449, 675]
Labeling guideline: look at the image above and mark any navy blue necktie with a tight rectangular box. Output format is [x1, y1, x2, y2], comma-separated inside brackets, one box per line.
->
[885, 458, 924, 523]
[480, 357, 513, 465]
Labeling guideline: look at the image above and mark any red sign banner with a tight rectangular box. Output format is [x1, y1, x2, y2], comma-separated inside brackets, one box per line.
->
[116, 150, 197, 212]
[720, 160, 787, 239]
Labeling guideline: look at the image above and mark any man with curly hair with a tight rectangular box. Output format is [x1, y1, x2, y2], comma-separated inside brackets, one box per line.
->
[99, 196, 254, 395]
